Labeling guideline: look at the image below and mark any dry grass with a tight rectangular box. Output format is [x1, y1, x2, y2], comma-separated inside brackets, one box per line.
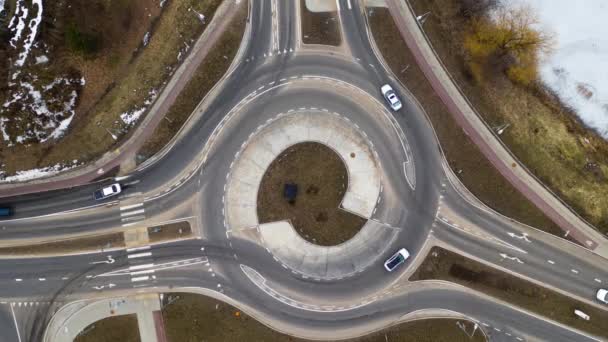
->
[367, 7, 566, 238]
[148, 221, 192, 243]
[257, 142, 366, 246]
[162, 292, 486, 342]
[75, 314, 140, 342]
[0, 233, 124, 256]
[1, 0, 224, 175]
[411, 247, 608, 338]
[300, 0, 341, 46]
[407, 0, 608, 234]
[138, 1, 248, 159]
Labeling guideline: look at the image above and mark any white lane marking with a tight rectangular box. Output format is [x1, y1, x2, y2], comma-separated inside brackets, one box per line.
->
[122, 222, 139, 227]
[594, 278, 602, 283]
[120, 209, 145, 217]
[120, 203, 144, 211]
[10, 303, 22, 342]
[129, 263, 154, 271]
[547, 260, 555, 264]
[15, 279, 22, 282]
[131, 276, 150, 282]
[571, 269, 579, 274]
[121, 215, 145, 223]
[347, 0, 352, 9]
[38, 278, 46, 281]
[128, 252, 152, 259]
[336, 0, 341, 11]
[130, 269, 155, 276]
[126, 246, 150, 253]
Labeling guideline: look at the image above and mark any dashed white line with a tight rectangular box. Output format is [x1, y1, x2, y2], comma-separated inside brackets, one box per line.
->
[128, 252, 152, 259]
[547, 260, 555, 264]
[131, 276, 150, 282]
[594, 278, 602, 283]
[15, 279, 22, 282]
[126, 246, 150, 253]
[120, 209, 145, 217]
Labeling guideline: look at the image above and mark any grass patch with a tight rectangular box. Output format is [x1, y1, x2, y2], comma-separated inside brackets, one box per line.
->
[257, 142, 366, 246]
[405, 0, 608, 234]
[1, 0, 224, 176]
[411, 247, 608, 338]
[300, 0, 341, 46]
[162, 292, 485, 341]
[366, 7, 566, 238]
[0, 233, 124, 256]
[74, 314, 140, 342]
[138, 1, 248, 159]
[148, 221, 192, 243]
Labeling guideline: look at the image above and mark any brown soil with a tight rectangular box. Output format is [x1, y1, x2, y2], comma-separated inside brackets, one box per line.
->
[75, 314, 140, 342]
[257, 142, 366, 246]
[138, 1, 248, 159]
[162, 292, 486, 342]
[411, 247, 608, 338]
[0, 233, 124, 256]
[300, 0, 341, 46]
[148, 221, 192, 243]
[366, 7, 568, 239]
[406, 0, 608, 234]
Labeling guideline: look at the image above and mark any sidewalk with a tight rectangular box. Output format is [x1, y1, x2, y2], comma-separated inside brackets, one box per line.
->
[384, 0, 608, 257]
[44, 294, 166, 342]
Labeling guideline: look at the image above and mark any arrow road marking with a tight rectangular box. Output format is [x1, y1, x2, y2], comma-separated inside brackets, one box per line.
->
[499, 253, 524, 264]
[93, 283, 116, 290]
[508, 232, 531, 242]
[90, 255, 115, 265]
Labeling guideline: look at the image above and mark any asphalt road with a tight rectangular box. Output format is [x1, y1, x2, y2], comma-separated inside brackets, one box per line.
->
[0, 1, 607, 342]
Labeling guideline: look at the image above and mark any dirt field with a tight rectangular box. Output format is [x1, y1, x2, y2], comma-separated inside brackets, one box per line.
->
[148, 221, 192, 243]
[162, 292, 486, 342]
[75, 314, 140, 342]
[405, 0, 608, 235]
[411, 247, 608, 338]
[0, 232, 124, 256]
[300, 0, 341, 46]
[1, 0, 223, 177]
[366, 7, 566, 238]
[138, 1, 248, 159]
[257, 142, 366, 246]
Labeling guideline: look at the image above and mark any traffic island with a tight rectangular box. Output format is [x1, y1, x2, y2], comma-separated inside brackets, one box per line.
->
[257, 142, 366, 246]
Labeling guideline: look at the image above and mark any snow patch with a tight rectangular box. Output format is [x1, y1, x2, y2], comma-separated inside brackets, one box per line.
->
[0, 163, 80, 183]
[506, 0, 608, 139]
[143, 32, 151, 47]
[119, 89, 158, 126]
[35, 55, 49, 64]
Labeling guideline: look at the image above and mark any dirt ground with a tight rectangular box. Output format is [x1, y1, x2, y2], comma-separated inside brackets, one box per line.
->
[162, 292, 486, 342]
[148, 221, 192, 243]
[405, 0, 608, 234]
[300, 0, 341, 46]
[0, 233, 124, 256]
[411, 247, 608, 338]
[366, 7, 567, 239]
[75, 314, 140, 342]
[138, 1, 248, 159]
[1, 0, 224, 176]
[257, 142, 366, 246]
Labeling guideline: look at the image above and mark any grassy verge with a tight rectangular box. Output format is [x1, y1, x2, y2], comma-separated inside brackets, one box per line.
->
[300, 0, 341, 46]
[257, 142, 366, 246]
[148, 221, 192, 243]
[137, 1, 248, 159]
[162, 293, 485, 341]
[405, 0, 608, 234]
[411, 247, 608, 338]
[1, 0, 223, 175]
[0, 233, 124, 256]
[75, 314, 140, 342]
[366, 7, 566, 238]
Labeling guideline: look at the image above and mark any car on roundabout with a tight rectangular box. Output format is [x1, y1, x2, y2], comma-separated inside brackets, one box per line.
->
[381, 84, 402, 111]
[384, 248, 410, 272]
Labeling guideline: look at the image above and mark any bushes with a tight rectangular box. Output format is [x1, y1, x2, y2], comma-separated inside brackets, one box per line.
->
[64, 23, 101, 56]
[463, 4, 553, 86]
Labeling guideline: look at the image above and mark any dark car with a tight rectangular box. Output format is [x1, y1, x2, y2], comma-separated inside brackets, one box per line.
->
[0, 206, 13, 217]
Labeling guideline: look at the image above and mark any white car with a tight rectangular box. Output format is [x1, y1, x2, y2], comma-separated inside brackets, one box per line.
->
[596, 288, 608, 304]
[381, 84, 402, 111]
[94, 183, 122, 200]
[384, 248, 410, 272]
